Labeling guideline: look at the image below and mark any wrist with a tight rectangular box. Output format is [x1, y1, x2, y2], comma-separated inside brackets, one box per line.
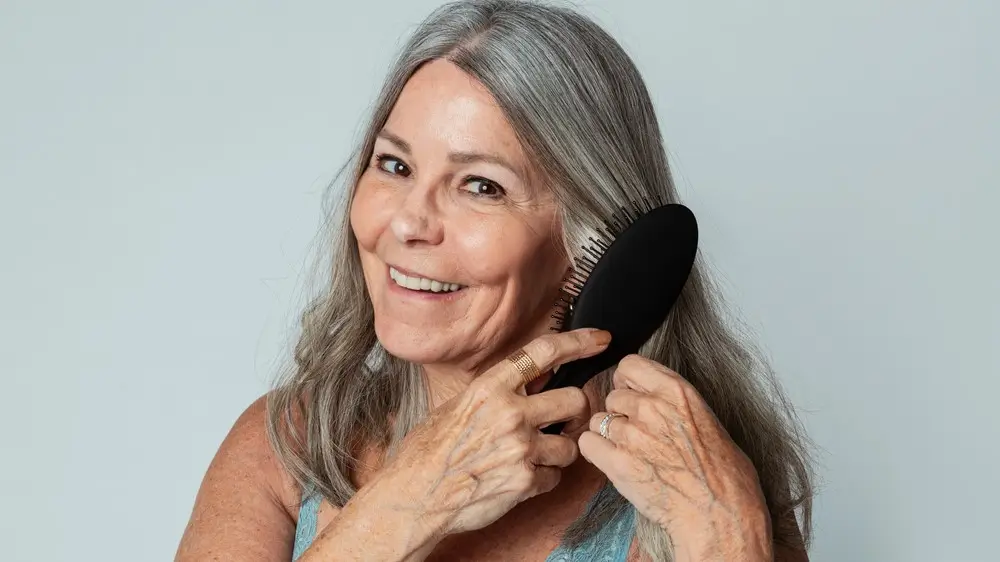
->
[671, 510, 772, 562]
[302, 472, 445, 562]
[353, 472, 447, 557]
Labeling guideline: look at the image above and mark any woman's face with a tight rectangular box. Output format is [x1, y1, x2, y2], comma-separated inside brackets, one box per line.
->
[350, 59, 569, 371]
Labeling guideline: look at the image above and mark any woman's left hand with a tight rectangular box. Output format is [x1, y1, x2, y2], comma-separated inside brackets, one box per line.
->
[578, 354, 773, 561]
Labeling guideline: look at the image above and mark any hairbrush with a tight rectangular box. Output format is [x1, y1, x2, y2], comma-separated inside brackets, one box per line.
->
[541, 201, 698, 435]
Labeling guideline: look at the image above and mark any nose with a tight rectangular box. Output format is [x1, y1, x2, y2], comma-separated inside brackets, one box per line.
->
[389, 184, 444, 246]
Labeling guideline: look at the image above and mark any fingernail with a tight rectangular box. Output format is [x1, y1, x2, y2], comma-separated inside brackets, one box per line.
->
[592, 330, 612, 346]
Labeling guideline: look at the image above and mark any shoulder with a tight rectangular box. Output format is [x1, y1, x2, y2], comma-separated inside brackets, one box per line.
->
[175, 394, 303, 560]
[221, 394, 302, 517]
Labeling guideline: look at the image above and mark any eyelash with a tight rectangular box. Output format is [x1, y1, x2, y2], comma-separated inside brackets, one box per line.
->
[372, 153, 507, 199]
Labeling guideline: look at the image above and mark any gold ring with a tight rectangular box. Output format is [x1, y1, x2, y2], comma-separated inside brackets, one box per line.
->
[599, 412, 626, 440]
[507, 348, 542, 386]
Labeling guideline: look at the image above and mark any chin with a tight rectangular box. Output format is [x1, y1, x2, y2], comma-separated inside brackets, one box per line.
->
[373, 315, 453, 364]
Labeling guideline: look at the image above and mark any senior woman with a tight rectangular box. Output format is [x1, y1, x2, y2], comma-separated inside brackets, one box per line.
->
[177, 1, 813, 560]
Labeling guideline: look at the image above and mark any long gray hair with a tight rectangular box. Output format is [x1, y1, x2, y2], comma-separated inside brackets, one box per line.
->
[267, 1, 812, 559]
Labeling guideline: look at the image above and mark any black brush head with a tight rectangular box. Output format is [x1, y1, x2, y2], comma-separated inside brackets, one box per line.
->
[540, 203, 698, 429]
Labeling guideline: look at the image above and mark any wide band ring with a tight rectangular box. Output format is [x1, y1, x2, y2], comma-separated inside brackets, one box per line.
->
[599, 412, 626, 440]
[507, 348, 542, 386]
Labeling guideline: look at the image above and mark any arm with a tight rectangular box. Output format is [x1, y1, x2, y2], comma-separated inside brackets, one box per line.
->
[296, 469, 442, 562]
[175, 396, 299, 561]
[174, 396, 443, 562]
[179, 331, 606, 561]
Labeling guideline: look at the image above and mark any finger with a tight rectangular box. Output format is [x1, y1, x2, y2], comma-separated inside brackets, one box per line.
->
[524, 386, 590, 428]
[578, 430, 631, 478]
[588, 411, 634, 444]
[613, 354, 687, 397]
[557, 404, 593, 436]
[530, 434, 579, 468]
[604, 388, 647, 419]
[523, 465, 562, 499]
[580, 432, 688, 520]
[495, 329, 611, 390]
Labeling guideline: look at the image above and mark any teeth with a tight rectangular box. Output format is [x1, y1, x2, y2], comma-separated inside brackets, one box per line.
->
[389, 267, 463, 293]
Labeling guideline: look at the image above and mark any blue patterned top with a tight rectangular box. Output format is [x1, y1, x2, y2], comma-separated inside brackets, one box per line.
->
[291, 486, 636, 561]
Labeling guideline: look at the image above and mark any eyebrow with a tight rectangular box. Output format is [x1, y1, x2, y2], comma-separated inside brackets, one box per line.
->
[376, 129, 524, 179]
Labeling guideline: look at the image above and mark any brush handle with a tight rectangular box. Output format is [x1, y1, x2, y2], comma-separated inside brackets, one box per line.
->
[539, 360, 610, 435]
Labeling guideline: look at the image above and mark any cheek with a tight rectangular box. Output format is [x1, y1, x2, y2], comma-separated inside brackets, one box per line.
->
[350, 180, 393, 251]
[455, 216, 564, 285]
[455, 220, 506, 278]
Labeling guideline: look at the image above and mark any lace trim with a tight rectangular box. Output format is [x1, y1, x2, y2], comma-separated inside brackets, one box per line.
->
[545, 506, 636, 562]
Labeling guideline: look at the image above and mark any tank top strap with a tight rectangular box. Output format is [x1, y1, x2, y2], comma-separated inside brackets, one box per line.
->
[291, 490, 322, 561]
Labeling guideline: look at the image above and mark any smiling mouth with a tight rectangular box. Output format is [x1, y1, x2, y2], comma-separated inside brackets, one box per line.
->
[389, 266, 465, 294]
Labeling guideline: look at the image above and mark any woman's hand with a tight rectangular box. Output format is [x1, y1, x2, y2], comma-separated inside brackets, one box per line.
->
[579, 354, 773, 561]
[372, 328, 610, 546]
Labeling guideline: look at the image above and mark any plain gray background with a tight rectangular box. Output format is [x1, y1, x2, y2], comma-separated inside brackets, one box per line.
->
[2, 0, 997, 560]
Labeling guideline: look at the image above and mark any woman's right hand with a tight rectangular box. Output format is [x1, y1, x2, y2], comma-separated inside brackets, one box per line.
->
[375, 328, 611, 542]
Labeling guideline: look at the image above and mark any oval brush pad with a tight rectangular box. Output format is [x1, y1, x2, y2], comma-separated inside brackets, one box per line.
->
[540, 203, 698, 434]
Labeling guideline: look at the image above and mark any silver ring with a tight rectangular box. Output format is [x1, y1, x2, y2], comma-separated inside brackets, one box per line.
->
[599, 413, 626, 440]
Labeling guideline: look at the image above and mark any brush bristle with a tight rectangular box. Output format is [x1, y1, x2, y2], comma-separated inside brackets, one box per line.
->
[550, 198, 657, 332]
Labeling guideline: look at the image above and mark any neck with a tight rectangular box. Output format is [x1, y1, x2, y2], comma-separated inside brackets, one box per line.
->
[418, 300, 574, 409]
[422, 362, 479, 409]
[421, 325, 550, 409]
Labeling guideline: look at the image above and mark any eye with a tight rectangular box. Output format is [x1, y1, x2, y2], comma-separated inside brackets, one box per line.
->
[374, 154, 411, 177]
[462, 176, 507, 199]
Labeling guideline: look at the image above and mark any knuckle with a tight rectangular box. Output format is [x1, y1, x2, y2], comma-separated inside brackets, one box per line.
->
[567, 388, 589, 412]
[605, 389, 623, 410]
[531, 336, 559, 363]
[496, 408, 525, 433]
[484, 397, 523, 429]
[619, 354, 644, 369]
[664, 375, 685, 397]
[516, 466, 537, 490]
[676, 383, 700, 410]
[467, 378, 495, 401]
[572, 329, 593, 348]
[512, 439, 531, 459]
[680, 382, 701, 402]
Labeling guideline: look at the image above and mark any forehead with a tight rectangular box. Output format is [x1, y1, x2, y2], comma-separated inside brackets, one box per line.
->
[383, 59, 529, 170]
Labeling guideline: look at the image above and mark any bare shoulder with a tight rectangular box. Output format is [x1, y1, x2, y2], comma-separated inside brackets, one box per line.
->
[175, 394, 301, 561]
